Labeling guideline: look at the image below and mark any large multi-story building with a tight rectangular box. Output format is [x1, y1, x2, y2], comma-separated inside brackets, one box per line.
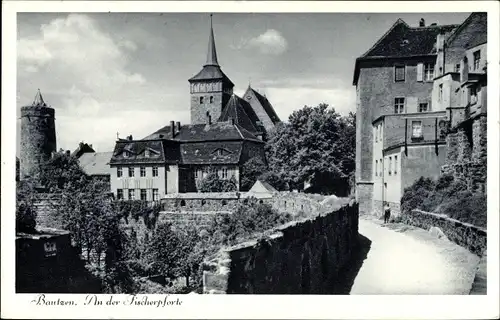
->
[109, 16, 281, 201]
[354, 13, 487, 217]
[353, 17, 460, 217]
[437, 13, 487, 193]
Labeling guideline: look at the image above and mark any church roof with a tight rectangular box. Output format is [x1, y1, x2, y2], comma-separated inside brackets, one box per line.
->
[205, 14, 219, 67]
[245, 87, 281, 124]
[219, 95, 260, 133]
[188, 65, 234, 86]
[78, 152, 113, 176]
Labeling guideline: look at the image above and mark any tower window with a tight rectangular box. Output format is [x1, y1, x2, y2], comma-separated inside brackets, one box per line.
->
[200, 97, 204, 104]
[209, 96, 214, 103]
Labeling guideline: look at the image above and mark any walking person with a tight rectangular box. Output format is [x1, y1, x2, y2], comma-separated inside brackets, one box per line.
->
[383, 202, 391, 224]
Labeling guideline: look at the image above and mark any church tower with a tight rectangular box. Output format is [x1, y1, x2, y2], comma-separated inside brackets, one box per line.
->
[189, 14, 234, 125]
[20, 89, 57, 181]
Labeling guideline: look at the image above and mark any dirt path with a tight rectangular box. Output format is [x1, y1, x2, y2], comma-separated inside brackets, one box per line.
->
[349, 217, 480, 295]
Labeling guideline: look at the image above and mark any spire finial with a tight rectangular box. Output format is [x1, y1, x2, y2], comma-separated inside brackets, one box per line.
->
[32, 88, 46, 107]
[205, 13, 219, 66]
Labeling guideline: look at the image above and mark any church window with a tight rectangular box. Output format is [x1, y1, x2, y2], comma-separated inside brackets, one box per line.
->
[200, 97, 204, 104]
[210, 96, 214, 103]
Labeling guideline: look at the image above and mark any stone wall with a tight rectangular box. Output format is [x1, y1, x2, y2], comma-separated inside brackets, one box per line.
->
[33, 193, 63, 229]
[356, 183, 373, 216]
[202, 203, 359, 294]
[442, 115, 487, 193]
[401, 209, 486, 256]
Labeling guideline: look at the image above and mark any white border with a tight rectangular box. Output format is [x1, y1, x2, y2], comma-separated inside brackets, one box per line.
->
[2, 2, 499, 319]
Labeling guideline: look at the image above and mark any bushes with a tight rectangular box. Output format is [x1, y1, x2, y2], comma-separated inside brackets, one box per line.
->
[198, 172, 238, 192]
[401, 174, 486, 228]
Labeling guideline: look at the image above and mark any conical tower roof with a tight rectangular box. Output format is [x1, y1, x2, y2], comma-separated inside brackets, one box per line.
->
[205, 14, 219, 67]
[32, 89, 47, 107]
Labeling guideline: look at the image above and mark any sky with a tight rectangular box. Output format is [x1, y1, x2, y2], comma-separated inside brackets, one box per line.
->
[16, 12, 471, 153]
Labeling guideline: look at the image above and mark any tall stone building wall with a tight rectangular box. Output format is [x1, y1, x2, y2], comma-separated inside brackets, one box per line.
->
[20, 104, 57, 181]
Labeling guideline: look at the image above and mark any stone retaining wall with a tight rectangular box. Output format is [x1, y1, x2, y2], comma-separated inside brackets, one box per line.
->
[202, 202, 359, 294]
[401, 209, 486, 255]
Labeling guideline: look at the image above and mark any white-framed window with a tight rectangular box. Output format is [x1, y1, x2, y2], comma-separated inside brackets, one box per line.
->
[473, 50, 481, 70]
[128, 189, 135, 200]
[117, 189, 124, 200]
[388, 157, 392, 175]
[394, 65, 405, 82]
[144, 149, 150, 158]
[140, 167, 146, 177]
[140, 189, 147, 201]
[418, 103, 429, 113]
[394, 97, 405, 114]
[394, 155, 398, 175]
[375, 160, 378, 177]
[222, 168, 228, 179]
[153, 189, 159, 201]
[117, 167, 123, 178]
[424, 63, 434, 81]
[152, 166, 159, 177]
[128, 167, 135, 177]
[412, 121, 423, 139]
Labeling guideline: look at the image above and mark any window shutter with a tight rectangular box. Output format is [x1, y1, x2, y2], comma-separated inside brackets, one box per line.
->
[417, 63, 424, 82]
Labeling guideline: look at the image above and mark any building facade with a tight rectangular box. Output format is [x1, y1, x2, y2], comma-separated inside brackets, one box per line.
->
[109, 16, 280, 201]
[353, 18, 459, 216]
[438, 13, 487, 193]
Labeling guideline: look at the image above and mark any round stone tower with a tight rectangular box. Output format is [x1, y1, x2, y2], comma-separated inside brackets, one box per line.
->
[20, 89, 57, 181]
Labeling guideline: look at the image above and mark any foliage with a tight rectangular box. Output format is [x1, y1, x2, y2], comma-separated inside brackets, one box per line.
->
[265, 104, 355, 195]
[16, 180, 37, 233]
[198, 172, 238, 192]
[240, 157, 268, 191]
[38, 151, 90, 192]
[400, 174, 486, 228]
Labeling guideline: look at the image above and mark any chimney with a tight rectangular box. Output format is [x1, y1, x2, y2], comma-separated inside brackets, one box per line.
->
[435, 32, 446, 77]
[419, 18, 425, 27]
[170, 121, 175, 138]
[128, 135, 133, 141]
[176, 121, 181, 134]
[65, 150, 70, 156]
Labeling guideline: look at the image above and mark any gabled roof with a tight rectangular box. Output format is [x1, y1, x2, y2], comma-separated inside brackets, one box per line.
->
[353, 19, 459, 85]
[72, 142, 96, 158]
[243, 87, 281, 124]
[249, 180, 277, 194]
[78, 152, 113, 176]
[446, 12, 487, 49]
[145, 122, 263, 143]
[219, 94, 259, 133]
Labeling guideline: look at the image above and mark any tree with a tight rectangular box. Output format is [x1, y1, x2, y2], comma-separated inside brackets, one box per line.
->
[240, 157, 268, 191]
[16, 180, 37, 233]
[265, 104, 356, 195]
[198, 172, 238, 192]
[38, 151, 90, 193]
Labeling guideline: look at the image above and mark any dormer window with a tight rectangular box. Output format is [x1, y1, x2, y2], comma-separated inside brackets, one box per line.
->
[123, 151, 129, 158]
[218, 149, 223, 156]
[144, 149, 150, 158]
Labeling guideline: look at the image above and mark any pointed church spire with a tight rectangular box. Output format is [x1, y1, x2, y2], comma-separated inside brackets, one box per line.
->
[32, 89, 47, 107]
[205, 14, 219, 66]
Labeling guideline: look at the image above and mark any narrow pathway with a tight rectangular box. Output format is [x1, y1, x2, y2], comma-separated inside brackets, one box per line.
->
[349, 218, 480, 295]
